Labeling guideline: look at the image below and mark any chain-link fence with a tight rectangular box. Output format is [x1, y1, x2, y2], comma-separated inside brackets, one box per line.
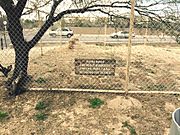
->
[0, 0, 179, 95]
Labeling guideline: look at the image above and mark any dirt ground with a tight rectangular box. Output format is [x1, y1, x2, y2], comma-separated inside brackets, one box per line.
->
[27, 42, 180, 91]
[0, 89, 180, 135]
[0, 42, 180, 135]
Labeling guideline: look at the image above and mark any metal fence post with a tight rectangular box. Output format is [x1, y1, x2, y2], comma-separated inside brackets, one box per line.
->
[125, 0, 135, 94]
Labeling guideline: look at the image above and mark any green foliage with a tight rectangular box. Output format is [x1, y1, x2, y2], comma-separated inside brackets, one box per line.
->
[71, 17, 92, 27]
[35, 101, 47, 110]
[34, 101, 49, 121]
[35, 77, 47, 84]
[0, 111, 8, 121]
[94, 17, 107, 27]
[35, 113, 48, 121]
[122, 121, 137, 135]
[22, 19, 37, 29]
[110, 17, 129, 29]
[89, 98, 104, 108]
[73, 17, 83, 27]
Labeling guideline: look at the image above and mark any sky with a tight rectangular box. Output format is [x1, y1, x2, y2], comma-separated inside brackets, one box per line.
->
[0, 0, 179, 21]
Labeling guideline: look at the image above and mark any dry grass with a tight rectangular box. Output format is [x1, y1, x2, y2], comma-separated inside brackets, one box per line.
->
[27, 43, 180, 92]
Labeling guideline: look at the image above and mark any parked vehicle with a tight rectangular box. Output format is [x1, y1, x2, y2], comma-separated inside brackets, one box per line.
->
[49, 27, 74, 38]
[110, 31, 135, 39]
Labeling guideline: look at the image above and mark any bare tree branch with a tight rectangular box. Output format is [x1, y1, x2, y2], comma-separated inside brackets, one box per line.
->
[54, 3, 131, 21]
[28, 2, 131, 48]
[136, 0, 179, 10]
[89, 8, 129, 20]
[111, 1, 130, 6]
[28, 19, 53, 49]
[15, 0, 28, 18]
[0, 0, 15, 16]
[48, 0, 64, 19]
[22, 0, 51, 16]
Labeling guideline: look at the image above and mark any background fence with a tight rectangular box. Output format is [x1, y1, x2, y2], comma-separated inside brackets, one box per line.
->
[0, 0, 179, 93]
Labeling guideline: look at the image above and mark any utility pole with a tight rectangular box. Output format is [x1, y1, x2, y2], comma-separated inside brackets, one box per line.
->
[125, 0, 136, 95]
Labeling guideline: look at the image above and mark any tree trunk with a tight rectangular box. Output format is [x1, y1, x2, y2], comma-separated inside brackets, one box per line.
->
[0, 1, 54, 96]
[2, 2, 56, 96]
[2, 12, 32, 96]
[5, 43, 30, 96]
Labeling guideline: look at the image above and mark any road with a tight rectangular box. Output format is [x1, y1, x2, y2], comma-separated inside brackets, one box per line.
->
[1, 33, 177, 48]
[40, 34, 177, 44]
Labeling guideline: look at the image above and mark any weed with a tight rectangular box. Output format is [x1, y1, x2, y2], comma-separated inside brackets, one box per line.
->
[122, 121, 137, 135]
[0, 111, 8, 121]
[35, 113, 48, 121]
[35, 77, 47, 84]
[35, 101, 47, 110]
[89, 98, 104, 108]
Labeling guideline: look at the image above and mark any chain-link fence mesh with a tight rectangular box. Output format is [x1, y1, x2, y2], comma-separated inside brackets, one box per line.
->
[0, 0, 179, 94]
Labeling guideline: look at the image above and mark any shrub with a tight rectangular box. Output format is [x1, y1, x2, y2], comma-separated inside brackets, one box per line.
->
[89, 98, 104, 108]
[35, 113, 48, 121]
[122, 121, 137, 135]
[0, 111, 8, 121]
[35, 101, 47, 110]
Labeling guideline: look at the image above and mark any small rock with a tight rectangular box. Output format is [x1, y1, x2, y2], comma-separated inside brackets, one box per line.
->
[20, 119, 26, 123]
[52, 110, 59, 115]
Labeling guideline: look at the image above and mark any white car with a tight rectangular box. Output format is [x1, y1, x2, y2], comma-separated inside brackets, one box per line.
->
[49, 27, 74, 38]
[110, 31, 135, 39]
